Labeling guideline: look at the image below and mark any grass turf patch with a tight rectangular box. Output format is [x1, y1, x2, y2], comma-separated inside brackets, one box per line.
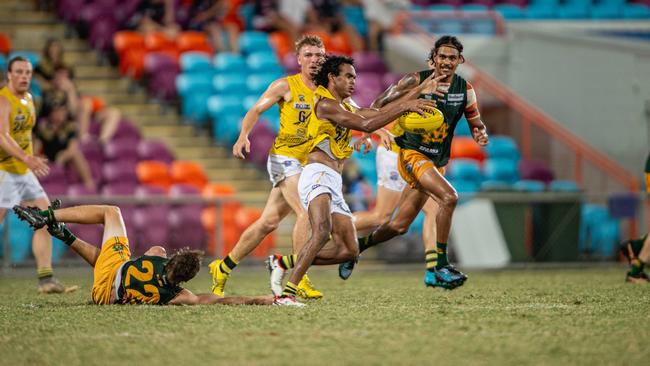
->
[1, 266, 649, 365]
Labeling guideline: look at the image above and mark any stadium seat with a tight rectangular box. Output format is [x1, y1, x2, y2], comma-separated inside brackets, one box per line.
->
[238, 31, 273, 54]
[455, 117, 472, 136]
[329, 32, 354, 56]
[9, 51, 39, 67]
[136, 160, 172, 190]
[212, 114, 244, 145]
[168, 205, 206, 251]
[494, 4, 527, 19]
[427, 5, 456, 11]
[102, 160, 138, 186]
[608, 193, 638, 219]
[104, 139, 138, 161]
[212, 73, 248, 92]
[526, 5, 558, 18]
[622, 4, 650, 18]
[483, 158, 519, 183]
[67, 184, 98, 196]
[513, 179, 545, 192]
[437, 20, 465, 35]
[208, 95, 246, 116]
[483, 135, 520, 161]
[548, 180, 580, 192]
[180, 52, 213, 74]
[591, 4, 623, 18]
[176, 73, 213, 97]
[342, 5, 368, 37]
[170, 161, 208, 190]
[112, 119, 142, 143]
[180, 91, 212, 125]
[133, 205, 170, 255]
[451, 136, 486, 162]
[352, 52, 387, 73]
[0, 33, 11, 55]
[177, 31, 213, 54]
[461, 4, 489, 11]
[449, 179, 480, 194]
[0, 55, 6, 72]
[590, 218, 620, 257]
[447, 158, 482, 183]
[247, 72, 283, 95]
[355, 72, 384, 95]
[281, 53, 300, 74]
[89, 17, 118, 52]
[203, 182, 236, 197]
[268, 31, 293, 59]
[557, 4, 590, 19]
[519, 159, 554, 184]
[213, 52, 248, 74]
[113, 31, 144, 59]
[246, 51, 283, 73]
[137, 139, 175, 164]
[120, 48, 146, 79]
[145, 32, 177, 52]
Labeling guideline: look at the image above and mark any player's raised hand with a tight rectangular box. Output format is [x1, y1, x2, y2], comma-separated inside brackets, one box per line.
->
[403, 99, 438, 117]
[25, 156, 50, 177]
[472, 127, 489, 146]
[376, 128, 395, 150]
[419, 72, 447, 98]
[353, 134, 373, 155]
[232, 136, 251, 159]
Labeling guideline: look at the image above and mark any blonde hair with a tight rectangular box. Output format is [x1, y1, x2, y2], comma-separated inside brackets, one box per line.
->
[295, 35, 324, 54]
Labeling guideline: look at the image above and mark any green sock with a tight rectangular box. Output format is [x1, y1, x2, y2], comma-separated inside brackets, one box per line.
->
[280, 254, 296, 270]
[37, 267, 53, 283]
[359, 233, 375, 254]
[630, 259, 645, 276]
[220, 255, 238, 275]
[282, 281, 298, 297]
[425, 249, 438, 271]
[435, 242, 448, 269]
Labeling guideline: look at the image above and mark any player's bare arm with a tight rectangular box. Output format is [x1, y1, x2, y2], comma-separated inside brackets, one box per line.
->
[0, 96, 49, 176]
[464, 83, 488, 146]
[315, 97, 436, 133]
[370, 72, 421, 109]
[232, 78, 290, 159]
[361, 73, 445, 119]
[168, 289, 273, 305]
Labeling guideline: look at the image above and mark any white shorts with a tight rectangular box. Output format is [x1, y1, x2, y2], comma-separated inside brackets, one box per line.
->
[267, 154, 303, 187]
[0, 170, 47, 209]
[298, 163, 352, 217]
[376, 146, 406, 192]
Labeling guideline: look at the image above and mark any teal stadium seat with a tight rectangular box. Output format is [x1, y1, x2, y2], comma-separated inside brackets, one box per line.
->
[526, 5, 558, 18]
[9, 50, 39, 66]
[246, 51, 283, 74]
[243, 94, 281, 122]
[447, 158, 482, 184]
[590, 4, 623, 18]
[176, 73, 213, 97]
[622, 4, 650, 18]
[208, 95, 246, 144]
[238, 3, 254, 30]
[483, 135, 520, 161]
[247, 72, 283, 95]
[461, 4, 489, 11]
[436, 19, 464, 34]
[213, 52, 248, 74]
[176, 73, 213, 124]
[342, 5, 368, 37]
[513, 179, 545, 192]
[454, 117, 472, 136]
[0, 55, 6, 71]
[180, 52, 213, 73]
[557, 4, 591, 19]
[548, 180, 580, 192]
[211, 114, 242, 145]
[494, 4, 527, 20]
[213, 73, 247, 92]
[238, 31, 273, 55]
[483, 158, 520, 184]
[0, 212, 65, 263]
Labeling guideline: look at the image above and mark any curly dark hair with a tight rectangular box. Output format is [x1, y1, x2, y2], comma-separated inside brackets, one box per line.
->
[312, 54, 354, 88]
[428, 35, 464, 62]
[164, 248, 203, 286]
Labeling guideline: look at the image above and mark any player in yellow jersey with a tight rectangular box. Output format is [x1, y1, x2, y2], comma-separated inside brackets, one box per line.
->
[14, 200, 274, 305]
[208, 35, 326, 299]
[272, 55, 439, 306]
[0, 57, 76, 294]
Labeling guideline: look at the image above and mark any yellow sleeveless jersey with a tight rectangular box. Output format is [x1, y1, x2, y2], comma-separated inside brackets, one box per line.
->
[308, 86, 356, 160]
[0, 86, 36, 174]
[270, 74, 314, 164]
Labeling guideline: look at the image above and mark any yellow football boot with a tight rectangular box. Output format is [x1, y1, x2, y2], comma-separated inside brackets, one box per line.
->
[208, 259, 229, 296]
[296, 274, 323, 299]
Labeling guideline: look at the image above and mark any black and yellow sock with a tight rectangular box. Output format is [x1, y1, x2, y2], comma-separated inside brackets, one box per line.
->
[435, 242, 448, 269]
[280, 254, 296, 270]
[359, 233, 375, 254]
[220, 255, 238, 275]
[37, 268, 53, 283]
[425, 249, 438, 271]
[630, 259, 645, 276]
[282, 281, 298, 297]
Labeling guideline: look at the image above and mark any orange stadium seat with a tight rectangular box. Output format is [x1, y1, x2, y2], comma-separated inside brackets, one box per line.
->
[136, 160, 172, 190]
[203, 182, 236, 197]
[202, 197, 243, 256]
[0, 33, 11, 55]
[120, 48, 146, 79]
[269, 31, 292, 59]
[177, 31, 214, 54]
[113, 31, 144, 59]
[451, 136, 486, 162]
[170, 160, 208, 190]
[145, 31, 177, 52]
[329, 32, 353, 56]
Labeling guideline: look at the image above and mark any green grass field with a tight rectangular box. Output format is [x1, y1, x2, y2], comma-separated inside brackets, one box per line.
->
[1, 265, 649, 366]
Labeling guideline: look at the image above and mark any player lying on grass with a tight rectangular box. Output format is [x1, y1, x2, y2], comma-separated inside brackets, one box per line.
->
[13, 200, 273, 305]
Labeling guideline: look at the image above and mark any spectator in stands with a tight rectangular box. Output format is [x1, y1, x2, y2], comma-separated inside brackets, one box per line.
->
[304, 0, 363, 52]
[359, 0, 409, 52]
[34, 38, 73, 91]
[252, 0, 300, 44]
[187, 0, 245, 53]
[41, 66, 121, 145]
[126, 0, 180, 37]
[35, 102, 96, 191]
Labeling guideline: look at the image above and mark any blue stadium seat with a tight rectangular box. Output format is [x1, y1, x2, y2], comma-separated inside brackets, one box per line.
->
[447, 158, 482, 183]
[428, 5, 455, 11]
[0, 211, 33, 264]
[408, 211, 425, 235]
[343, 5, 368, 37]
[513, 179, 545, 192]
[622, 4, 650, 18]
[526, 5, 558, 19]
[467, 20, 497, 35]
[480, 180, 513, 191]
[529, 0, 559, 6]
[590, 218, 620, 257]
[483, 158, 519, 183]
[180, 52, 213, 74]
[8, 50, 39, 66]
[461, 4, 488, 12]
[246, 51, 283, 73]
[436, 20, 464, 34]
[454, 117, 472, 136]
[243, 94, 280, 122]
[0, 55, 6, 71]
[565, 0, 593, 7]
[30, 79, 42, 100]
[238, 3, 255, 30]
[548, 180, 579, 192]
[180, 91, 211, 125]
[450, 179, 480, 194]
[176, 73, 213, 97]
[557, 4, 590, 19]
[590, 4, 623, 18]
[247, 72, 283, 95]
[213, 53, 248, 74]
[579, 204, 609, 254]
[211, 114, 242, 145]
[483, 135, 520, 161]
[212, 73, 247, 93]
[494, 5, 527, 20]
[600, 0, 626, 6]
[208, 95, 246, 116]
[238, 31, 273, 55]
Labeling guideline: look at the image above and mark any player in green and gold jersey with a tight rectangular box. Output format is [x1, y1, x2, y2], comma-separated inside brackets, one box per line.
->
[13, 201, 273, 305]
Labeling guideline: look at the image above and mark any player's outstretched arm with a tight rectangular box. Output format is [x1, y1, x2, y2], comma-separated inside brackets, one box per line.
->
[168, 289, 274, 305]
[233, 78, 290, 159]
[370, 72, 445, 109]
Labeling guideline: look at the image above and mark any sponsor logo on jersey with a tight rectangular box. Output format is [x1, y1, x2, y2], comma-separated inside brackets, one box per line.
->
[293, 103, 311, 110]
[418, 146, 440, 154]
[447, 93, 464, 102]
